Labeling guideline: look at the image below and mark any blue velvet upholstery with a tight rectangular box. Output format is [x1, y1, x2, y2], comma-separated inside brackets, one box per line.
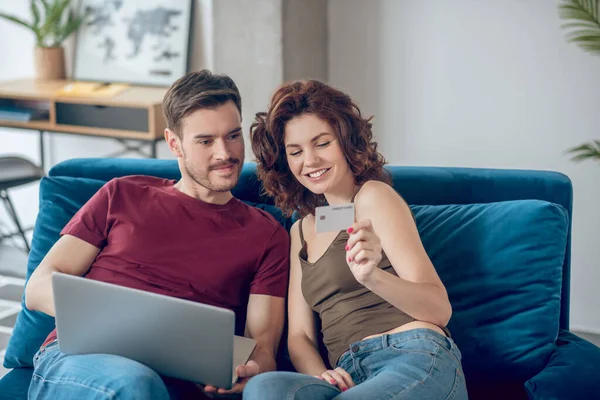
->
[0, 368, 33, 399]
[4, 171, 292, 370]
[4, 177, 107, 368]
[2, 158, 597, 400]
[525, 330, 600, 400]
[412, 201, 568, 382]
[386, 166, 573, 331]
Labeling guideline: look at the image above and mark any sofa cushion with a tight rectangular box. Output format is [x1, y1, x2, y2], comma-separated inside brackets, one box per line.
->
[0, 367, 33, 399]
[412, 200, 568, 383]
[4, 177, 105, 368]
[3, 176, 293, 369]
[525, 330, 600, 400]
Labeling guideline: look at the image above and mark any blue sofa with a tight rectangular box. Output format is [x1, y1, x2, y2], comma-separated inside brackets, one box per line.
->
[1, 158, 599, 400]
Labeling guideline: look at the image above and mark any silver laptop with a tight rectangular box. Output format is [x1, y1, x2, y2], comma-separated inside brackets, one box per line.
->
[52, 272, 256, 389]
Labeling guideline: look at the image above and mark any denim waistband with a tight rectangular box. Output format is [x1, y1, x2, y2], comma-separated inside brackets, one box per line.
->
[33, 339, 59, 365]
[337, 328, 454, 366]
[43, 339, 59, 349]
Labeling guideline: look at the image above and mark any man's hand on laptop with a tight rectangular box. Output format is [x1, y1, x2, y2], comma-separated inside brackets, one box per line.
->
[203, 360, 260, 395]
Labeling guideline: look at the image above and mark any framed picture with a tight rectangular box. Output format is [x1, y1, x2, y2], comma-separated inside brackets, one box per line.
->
[73, 0, 193, 87]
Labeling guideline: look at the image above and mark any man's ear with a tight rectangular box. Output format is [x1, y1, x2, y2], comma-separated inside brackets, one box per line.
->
[165, 129, 183, 158]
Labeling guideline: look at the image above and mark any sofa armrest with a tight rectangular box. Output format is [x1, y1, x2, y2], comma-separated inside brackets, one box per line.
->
[525, 330, 600, 400]
[0, 367, 34, 400]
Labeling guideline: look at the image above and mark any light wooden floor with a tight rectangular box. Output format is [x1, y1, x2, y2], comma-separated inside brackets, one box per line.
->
[572, 330, 600, 347]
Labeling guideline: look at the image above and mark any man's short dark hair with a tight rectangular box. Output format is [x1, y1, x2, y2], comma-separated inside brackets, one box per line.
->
[163, 69, 242, 137]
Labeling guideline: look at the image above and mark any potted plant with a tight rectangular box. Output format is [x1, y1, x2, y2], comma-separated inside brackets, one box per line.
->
[0, 0, 85, 81]
[559, 0, 600, 163]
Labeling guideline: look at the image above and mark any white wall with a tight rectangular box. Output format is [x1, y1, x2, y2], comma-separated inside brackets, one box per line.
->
[4, 0, 595, 333]
[329, 0, 600, 333]
[0, 0, 327, 169]
[212, 0, 283, 161]
[0, 0, 327, 246]
[282, 0, 329, 82]
[0, 0, 214, 246]
[212, 0, 328, 160]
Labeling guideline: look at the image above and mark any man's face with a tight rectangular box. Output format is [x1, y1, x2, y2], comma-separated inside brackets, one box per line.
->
[168, 100, 245, 193]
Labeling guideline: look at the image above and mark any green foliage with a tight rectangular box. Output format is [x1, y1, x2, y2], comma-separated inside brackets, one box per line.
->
[559, 0, 600, 55]
[0, 0, 85, 48]
[566, 140, 600, 163]
[559, 1, 600, 164]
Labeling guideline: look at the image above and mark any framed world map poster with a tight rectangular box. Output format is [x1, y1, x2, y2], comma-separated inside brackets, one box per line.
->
[73, 0, 193, 87]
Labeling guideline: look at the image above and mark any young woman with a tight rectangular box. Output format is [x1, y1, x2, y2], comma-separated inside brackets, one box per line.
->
[243, 80, 468, 400]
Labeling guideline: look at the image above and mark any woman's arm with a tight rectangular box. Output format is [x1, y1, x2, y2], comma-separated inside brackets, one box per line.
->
[348, 181, 452, 327]
[286, 220, 329, 376]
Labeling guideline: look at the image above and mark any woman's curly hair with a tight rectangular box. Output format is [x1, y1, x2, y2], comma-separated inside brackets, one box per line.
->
[250, 80, 391, 218]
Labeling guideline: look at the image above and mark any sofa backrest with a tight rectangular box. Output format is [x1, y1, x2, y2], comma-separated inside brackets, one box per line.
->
[47, 158, 274, 205]
[386, 165, 572, 330]
[50, 159, 573, 331]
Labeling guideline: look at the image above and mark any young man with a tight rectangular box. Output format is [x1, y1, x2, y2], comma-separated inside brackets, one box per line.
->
[25, 70, 290, 399]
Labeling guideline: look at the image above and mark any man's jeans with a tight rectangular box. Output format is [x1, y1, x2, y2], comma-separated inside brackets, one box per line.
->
[244, 328, 468, 400]
[28, 340, 211, 400]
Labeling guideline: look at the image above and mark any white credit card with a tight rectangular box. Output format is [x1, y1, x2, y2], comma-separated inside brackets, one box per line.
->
[315, 203, 355, 233]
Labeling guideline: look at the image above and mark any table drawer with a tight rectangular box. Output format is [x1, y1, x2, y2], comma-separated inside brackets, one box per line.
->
[55, 102, 149, 132]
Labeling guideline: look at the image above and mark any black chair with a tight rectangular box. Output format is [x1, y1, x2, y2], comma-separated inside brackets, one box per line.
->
[0, 156, 44, 252]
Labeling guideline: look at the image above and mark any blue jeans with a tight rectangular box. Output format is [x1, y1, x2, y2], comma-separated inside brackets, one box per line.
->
[244, 328, 468, 400]
[28, 340, 217, 400]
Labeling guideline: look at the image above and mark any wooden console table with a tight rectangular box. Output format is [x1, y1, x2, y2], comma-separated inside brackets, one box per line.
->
[0, 79, 168, 171]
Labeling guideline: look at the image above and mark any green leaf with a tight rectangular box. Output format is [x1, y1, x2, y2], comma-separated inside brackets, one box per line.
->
[55, 8, 83, 44]
[558, 0, 600, 55]
[38, 0, 70, 47]
[28, 0, 45, 45]
[38, 0, 51, 28]
[566, 140, 600, 163]
[566, 31, 600, 41]
[576, 43, 600, 51]
[45, 1, 65, 43]
[0, 12, 40, 44]
[0, 13, 32, 30]
[559, 9, 596, 24]
[560, 21, 598, 30]
[54, 0, 72, 22]
[1, 0, 82, 47]
[39, 0, 51, 13]
[30, 0, 40, 28]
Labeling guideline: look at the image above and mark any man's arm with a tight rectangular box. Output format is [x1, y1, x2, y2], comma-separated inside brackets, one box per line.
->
[25, 235, 100, 316]
[203, 293, 285, 396]
[204, 224, 289, 396]
[242, 224, 290, 374]
[25, 180, 113, 317]
[243, 293, 286, 373]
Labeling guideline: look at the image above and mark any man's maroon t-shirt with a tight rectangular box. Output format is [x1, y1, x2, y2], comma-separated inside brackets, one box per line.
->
[42, 175, 290, 346]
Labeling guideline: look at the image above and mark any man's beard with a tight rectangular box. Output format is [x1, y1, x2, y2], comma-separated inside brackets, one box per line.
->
[182, 155, 242, 193]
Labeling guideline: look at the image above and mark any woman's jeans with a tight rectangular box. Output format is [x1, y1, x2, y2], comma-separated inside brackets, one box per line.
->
[244, 328, 468, 400]
[27, 340, 215, 400]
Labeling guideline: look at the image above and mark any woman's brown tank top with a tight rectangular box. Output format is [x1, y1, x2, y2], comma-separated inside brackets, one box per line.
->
[298, 218, 417, 368]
